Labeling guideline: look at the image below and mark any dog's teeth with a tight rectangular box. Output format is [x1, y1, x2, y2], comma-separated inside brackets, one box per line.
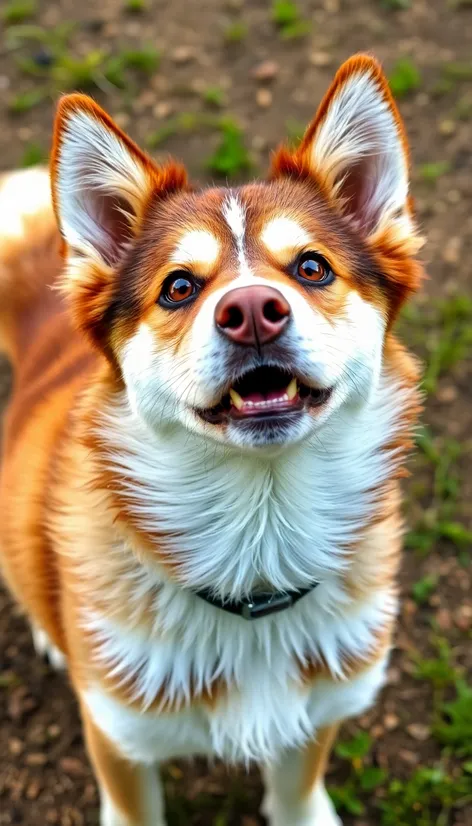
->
[229, 388, 244, 410]
[286, 378, 298, 400]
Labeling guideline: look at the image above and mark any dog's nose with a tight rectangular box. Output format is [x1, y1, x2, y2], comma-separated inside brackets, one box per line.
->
[214, 285, 291, 347]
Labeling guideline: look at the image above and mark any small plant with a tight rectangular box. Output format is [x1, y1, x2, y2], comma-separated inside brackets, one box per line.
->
[147, 112, 210, 148]
[442, 61, 472, 81]
[206, 118, 252, 178]
[380, 765, 472, 826]
[418, 161, 451, 183]
[118, 46, 160, 73]
[6, 21, 75, 51]
[412, 574, 438, 605]
[51, 50, 109, 90]
[414, 637, 460, 691]
[21, 142, 46, 167]
[224, 21, 248, 43]
[381, 0, 411, 7]
[389, 58, 421, 97]
[1, 0, 37, 25]
[434, 680, 472, 756]
[455, 94, 472, 120]
[124, 0, 146, 11]
[330, 732, 387, 816]
[405, 425, 468, 556]
[202, 86, 226, 108]
[8, 88, 47, 113]
[423, 296, 472, 394]
[271, 0, 311, 39]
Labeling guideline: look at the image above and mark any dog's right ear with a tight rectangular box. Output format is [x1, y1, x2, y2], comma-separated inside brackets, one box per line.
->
[51, 94, 187, 266]
[50, 95, 187, 345]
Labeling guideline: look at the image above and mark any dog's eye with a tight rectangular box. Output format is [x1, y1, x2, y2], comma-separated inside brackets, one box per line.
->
[159, 272, 199, 308]
[296, 252, 334, 285]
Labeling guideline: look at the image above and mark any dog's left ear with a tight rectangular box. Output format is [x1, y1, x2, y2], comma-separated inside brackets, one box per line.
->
[273, 54, 415, 241]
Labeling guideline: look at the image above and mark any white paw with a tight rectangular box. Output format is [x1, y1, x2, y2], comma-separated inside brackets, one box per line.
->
[311, 785, 342, 826]
[31, 625, 67, 671]
[264, 785, 342, 826]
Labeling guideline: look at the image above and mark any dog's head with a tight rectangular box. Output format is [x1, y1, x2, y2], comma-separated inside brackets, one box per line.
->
[51, 54, 423, 451]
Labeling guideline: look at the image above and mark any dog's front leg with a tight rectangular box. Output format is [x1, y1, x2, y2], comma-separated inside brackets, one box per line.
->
[82, 710, 167, 826]
[261, 724, 342, 826]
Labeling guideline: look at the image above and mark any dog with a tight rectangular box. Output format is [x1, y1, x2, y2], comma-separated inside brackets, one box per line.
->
[0, 53, 423, 826]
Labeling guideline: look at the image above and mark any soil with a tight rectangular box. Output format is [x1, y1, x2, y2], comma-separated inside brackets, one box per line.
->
[0, 1, 471, 825]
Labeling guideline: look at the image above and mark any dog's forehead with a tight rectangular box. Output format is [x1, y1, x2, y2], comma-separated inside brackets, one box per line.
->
[154, 178, 327, 265]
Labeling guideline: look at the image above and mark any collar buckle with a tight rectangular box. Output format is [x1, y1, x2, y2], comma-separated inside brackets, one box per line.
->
[241, 592, 294, 620]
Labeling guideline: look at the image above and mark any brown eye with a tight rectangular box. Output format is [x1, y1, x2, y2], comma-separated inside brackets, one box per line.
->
[159, 272, 199, 308]
[296, 253, 334, 285]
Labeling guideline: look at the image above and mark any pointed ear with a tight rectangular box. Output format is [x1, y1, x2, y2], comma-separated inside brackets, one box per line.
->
[51, 94, 187, 265]
[273, 54, 414, 239]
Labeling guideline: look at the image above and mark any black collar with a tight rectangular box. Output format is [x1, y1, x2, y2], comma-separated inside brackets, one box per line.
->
[195, 582, 319, 620]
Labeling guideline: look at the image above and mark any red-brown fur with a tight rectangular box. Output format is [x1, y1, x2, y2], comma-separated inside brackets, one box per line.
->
[0, 54, 424, 824]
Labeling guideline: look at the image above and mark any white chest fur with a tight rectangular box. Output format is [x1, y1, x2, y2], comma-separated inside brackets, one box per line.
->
[82, 372, 407, 763]
[83, 578, 392, 764]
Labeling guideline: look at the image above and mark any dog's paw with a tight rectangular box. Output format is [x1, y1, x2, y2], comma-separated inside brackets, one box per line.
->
[262, 785, 342, 826]
[31, 625, 67, 671]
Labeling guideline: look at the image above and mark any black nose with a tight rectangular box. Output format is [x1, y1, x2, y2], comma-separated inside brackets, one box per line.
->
[214, 285, 291, 346]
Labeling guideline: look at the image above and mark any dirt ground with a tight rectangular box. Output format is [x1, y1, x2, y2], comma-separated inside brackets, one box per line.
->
[0, 1, 472, 824]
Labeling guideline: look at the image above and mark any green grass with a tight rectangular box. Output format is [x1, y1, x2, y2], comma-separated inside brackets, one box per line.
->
[206, 118, 252, 178]
[50, 47, 159, 91]
[118, 46, 160, 73]
[147, 112, 212, 147]
[6, 24, 158, 95]
[412, 574, 438, 605]
[414, 636, 460, 691]
[422, 296, 472, 394]
[386, 295, 471, 558]
[405, 426, 470, 557]
[8, 88, 47, 113]
[271, 0, 311, 38]
[418, 161, 451, 183]
[381, 0, 411, 7]
[454, 95, 472, 120]
[328, 707, 472, 825]
[5, 21, 75, 51]
[330, 715, 472, 824]
[124, 0, 147, 10]
[380, 765, 472, 826]
[223, 21, 248, 43]
[330, 732, 387, 816]
[147, 112, 253, 178]
[400, 296, 472, 394]
[1, 0, 37, 24]
[201, 86, 226, 108]
[389, 58, 421, 97]
[434, 680, 472, 757]
[20, 142, 46, 167]
[50, 50, 111, 89]
[442, 61, 472, 81]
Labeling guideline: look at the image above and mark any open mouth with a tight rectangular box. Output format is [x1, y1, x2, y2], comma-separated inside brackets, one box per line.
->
[197, 366, 332, 424]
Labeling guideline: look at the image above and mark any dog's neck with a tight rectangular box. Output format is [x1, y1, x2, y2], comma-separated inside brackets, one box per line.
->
[88, 356, 416, 603]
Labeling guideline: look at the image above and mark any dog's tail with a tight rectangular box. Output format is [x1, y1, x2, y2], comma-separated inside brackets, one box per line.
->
[0, 167, 61, 366]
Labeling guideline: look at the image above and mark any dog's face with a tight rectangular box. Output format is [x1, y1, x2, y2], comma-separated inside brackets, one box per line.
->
[51, 55, 423, 450]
